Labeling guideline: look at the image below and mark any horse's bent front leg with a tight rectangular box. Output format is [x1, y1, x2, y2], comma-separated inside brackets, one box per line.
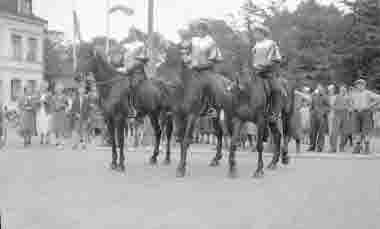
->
[253, 118, 266, 178]
[210, 115, 224, 167]
[176, 113, 196, 177]
[228, 117, 242, 178]
[149, 113, 162, 165]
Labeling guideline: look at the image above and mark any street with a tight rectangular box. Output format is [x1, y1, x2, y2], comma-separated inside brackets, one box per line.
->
[1, 133, 380, 229]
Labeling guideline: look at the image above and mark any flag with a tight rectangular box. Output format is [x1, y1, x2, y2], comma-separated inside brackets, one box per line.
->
[73, 10, 82, 70]
[108, 5, 134, 16]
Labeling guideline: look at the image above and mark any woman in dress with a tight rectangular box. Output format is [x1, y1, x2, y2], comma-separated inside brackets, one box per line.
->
[51, 83, 68, 149]
[36, 81, 52, 144]
[18, 85, 37, 147]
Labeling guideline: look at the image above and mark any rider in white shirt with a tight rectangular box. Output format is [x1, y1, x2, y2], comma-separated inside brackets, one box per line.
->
[252, 24, 283, 122]
[188, 21, 223, 72]
[119, 27, 147, 75]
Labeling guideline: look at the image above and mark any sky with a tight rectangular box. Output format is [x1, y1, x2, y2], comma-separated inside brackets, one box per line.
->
[34, 0, 340, 43]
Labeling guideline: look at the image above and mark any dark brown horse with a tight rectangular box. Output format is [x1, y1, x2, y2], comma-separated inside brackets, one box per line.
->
[172, 52, 299, 178]
[76, 44, 177, 172]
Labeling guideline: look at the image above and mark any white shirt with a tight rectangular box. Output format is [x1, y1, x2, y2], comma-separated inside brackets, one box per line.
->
[191, 35, 216, 67]
[122, 40, 145, 70]
[252, 39, 281, 69]
[351, 89, 380, 111]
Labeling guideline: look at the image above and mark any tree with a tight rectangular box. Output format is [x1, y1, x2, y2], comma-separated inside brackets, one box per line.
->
[340, 0, 380, 89]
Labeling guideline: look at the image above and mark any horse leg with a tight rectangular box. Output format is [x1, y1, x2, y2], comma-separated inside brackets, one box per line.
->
[116, 118, 126, 172]
[267, 119, 282, 170]
[107, 118, 118, 170]
[253, 118, 266, 178]
[176, 114, 196, 177]
[210, 116, 224, 167]
[228, 117, 242, 178]
[149, 113, 162, 165]
[163, 115, 173, 165]
[281, 113, 293, 165]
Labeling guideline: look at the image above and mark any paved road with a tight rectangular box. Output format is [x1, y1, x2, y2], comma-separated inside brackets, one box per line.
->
[1, 136, 380, 229]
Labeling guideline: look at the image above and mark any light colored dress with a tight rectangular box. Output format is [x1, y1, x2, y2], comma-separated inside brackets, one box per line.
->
[36, 93, 51, 135]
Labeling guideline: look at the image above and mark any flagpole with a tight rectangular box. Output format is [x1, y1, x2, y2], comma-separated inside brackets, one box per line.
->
[73, 0, 77, 71]
[106, 0, 110, 61]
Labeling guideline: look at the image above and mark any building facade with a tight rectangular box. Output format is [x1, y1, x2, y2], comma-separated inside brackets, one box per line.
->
[0, 0, 47, 108]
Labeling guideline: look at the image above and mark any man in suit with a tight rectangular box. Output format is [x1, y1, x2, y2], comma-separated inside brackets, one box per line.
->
[72, 84, 90, 150]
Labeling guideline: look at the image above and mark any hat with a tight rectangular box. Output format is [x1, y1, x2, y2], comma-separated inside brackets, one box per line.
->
[327, 84, 335, 91]
[253, 23, 270, 36]
[302, 87, 310, 93]
[354, 78, 366, 86]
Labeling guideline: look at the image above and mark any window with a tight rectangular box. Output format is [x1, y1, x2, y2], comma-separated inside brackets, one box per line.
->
[11, 34, 22, 61]
[11, 79, 22, 101]
[27, 38, 38, 62]
[20, 0, 33, 15]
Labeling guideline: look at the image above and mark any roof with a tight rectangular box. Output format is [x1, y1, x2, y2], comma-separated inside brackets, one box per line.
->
[0, 0, 47, 24]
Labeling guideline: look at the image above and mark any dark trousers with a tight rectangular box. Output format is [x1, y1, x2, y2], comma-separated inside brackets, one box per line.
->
[310, 112, 327, 152]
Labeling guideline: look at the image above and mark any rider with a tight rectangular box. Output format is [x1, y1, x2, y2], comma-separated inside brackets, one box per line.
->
[189, 20, 223, 72]
[186, 20, 223, 115]
[119, 27, 148, 75]
[119, 27, 148, 117]
[251, 23, 283, 122]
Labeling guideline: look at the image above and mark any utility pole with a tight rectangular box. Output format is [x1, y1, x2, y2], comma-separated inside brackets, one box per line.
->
[105, 0, 110, 61]
[147, 0, 156, 78]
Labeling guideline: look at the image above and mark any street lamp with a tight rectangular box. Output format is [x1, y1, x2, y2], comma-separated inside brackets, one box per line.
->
[106, 1, 134, 60]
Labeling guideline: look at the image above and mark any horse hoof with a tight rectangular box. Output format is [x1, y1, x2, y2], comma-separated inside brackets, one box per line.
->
[176, 167, 186, 178]
[282, 156, 290, 165]
[110, 162, 117, 170]
[163, 158, 171, 166]
[149, 157, 158, 166]
[209, 159, 220, 167]
[253, 170, 264, 178]
[267, 163, 278, 170]
[117, 164, 126, 172]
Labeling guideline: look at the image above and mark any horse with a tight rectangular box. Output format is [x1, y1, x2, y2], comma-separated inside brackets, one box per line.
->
[76, 44, 177, 170]
[173, 55, 300, 178]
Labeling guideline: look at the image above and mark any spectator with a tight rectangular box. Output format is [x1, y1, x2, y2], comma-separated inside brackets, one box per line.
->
[36, 81, 52, 145]
[350, 78, 380, 154]
[51, 83, 68, 149]
[71, 84, 91, 150]
[308, 85, 330, 152]
[329, 85, 351, 153]
[18, 85, 37, 147]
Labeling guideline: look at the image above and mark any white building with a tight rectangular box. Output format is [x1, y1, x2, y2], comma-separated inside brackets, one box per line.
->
[0, 0, 47, 109]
